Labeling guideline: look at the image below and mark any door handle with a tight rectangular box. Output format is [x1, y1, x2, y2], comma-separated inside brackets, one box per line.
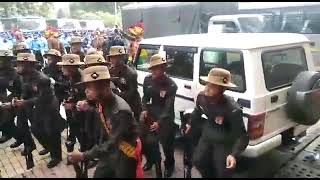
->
[184, 85, 191, 89]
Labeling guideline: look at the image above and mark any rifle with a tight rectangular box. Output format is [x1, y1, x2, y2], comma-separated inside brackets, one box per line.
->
[180, 111, 190, 178]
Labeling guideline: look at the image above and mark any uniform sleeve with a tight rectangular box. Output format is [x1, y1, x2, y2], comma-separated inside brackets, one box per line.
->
[83, 110, 136, 160]
[229, 108, 249, 158]
[119, 71, 138, 101]
[141, 77, 150, 111]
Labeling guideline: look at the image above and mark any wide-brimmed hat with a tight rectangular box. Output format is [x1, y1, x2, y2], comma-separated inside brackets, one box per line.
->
[0, 50, 14, 57]
[80, 65, 116, 84]
[200, 68, 237, 88]
[148, 54, 167, 69]
[84, 54, 109, 66]
[43, 49, 62, 59]
[107, 46, 128, 57]
[16, 42, 30, 51]
[70, 36, 82, 44]
[57, 54, 85, 66]
[15, 53, 38, 64]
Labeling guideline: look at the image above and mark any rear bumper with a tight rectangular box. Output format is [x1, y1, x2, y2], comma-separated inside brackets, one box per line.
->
[241, 134, 282, 158]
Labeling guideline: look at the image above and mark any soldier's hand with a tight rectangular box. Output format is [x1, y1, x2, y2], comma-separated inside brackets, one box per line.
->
[150, 122, 160, 132]
[76, 100, 90, 111]
[181, 124, 191, 135]
[13, 100, 25, 107]
[140, 111, 148, 123]
[67, 150, 84, 163]
[64, 102, 74, 110]
[226, 155, 236, 169]
[1, 102, 12, 109]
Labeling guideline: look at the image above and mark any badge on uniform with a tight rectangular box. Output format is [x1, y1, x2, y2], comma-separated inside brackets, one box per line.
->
[160, 90, 166, 98]
[120, 77, 126, 85]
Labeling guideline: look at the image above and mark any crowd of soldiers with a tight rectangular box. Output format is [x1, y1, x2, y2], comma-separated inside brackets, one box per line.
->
[0, 29, 249, 178]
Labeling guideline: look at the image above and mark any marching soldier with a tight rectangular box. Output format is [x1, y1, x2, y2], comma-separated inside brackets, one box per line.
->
[108, 46, 142, 122]
[42, 49, 69, 104]
[57, 54, 86, 164]
[0, 50, 23, 147]
[68, 65, 143, 178]
[70, 36, 85, 62]
[185, 68, 249, 178]
[140, 54, 178, 178]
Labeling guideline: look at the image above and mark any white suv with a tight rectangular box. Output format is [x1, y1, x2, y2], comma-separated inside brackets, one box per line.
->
[133, 33, 320, 158]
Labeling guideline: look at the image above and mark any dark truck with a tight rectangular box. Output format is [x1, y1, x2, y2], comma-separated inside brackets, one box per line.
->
[121, 2, 238, 39]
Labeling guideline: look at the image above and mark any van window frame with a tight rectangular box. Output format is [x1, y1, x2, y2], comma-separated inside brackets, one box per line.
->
[199, 48, 247, 93]
[134, 44, 161, 72]
[261, 46, 308, 91]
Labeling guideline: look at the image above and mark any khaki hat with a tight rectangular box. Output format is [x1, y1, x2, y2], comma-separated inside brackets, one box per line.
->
[16, 42, 29, 51]
[84, 54, 109, 66]
[15, 53, 38, 63]
[70, 36, 82, 44]
[80, 65, 115, 84]
[107, 46, 128, 57]
[148, 54, 167, 69]
[86, 48, 97, 55]
[57, 54, 85, 66]
[200, 68, 237, 88]
[0, 50, 14, 57]
[43, 49, 62, 59]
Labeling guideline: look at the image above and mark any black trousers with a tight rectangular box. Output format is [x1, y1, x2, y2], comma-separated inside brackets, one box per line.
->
[193, 137, 234, 178]
[32, 128, 62, 160]
[65, 110, 81, 144]
[0, 112, 20, 141]
[141, 129, 175, 169]
[16, 106, 35, 150]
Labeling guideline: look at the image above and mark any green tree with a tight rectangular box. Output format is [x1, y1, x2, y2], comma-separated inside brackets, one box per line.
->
[0, 2, 54, 18]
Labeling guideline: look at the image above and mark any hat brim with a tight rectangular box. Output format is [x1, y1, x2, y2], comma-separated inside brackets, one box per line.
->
[57, 62, 85, 66]
[107, 53, 128, 57]
[70, 41, 82, 44]
[148, 62, 167, 70]
[14, 60, 39, 64]
[75, 77, 119, 86]
[200, 76, 237, 88]
[43, 54, 62, 59]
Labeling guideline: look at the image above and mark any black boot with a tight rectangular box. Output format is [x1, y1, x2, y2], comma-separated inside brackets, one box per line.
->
[10, 141, 23, 148]
[21, 143, 36, 156]
[0, 135, 12, 143]
[186, 167, 192, 178]
[143, 161, 153, 171]
[47, 159, 61, 169]
[155, 162, 162, 178]
[164, 166, 174, 178]
[38, 149, 49, 156]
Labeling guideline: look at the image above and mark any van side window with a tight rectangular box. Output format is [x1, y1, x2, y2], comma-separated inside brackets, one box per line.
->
[200, 49, 246, 92]
[262, 47, 308, 90]
[135, 45, 160, 71]
[165, 50, 194, 80]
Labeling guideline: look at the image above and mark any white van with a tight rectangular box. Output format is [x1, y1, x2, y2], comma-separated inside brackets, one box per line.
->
[133, 33, 320, 158]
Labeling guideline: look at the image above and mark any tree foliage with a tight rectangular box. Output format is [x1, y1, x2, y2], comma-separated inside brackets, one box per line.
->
[0, 2, 54, 18]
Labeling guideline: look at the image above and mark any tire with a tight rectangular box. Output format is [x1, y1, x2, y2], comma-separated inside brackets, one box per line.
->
[287, 71, 320, 125]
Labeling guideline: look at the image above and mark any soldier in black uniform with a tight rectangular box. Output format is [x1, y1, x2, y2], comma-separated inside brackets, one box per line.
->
[57, 54, 86, 165]
[185, 68, 249, 178]
[108, 46, 142, 122]
[68, 65, 143, 178]
[0, 50, 23, 146]
[70, 36, 85, 62]
[42, 49, 69, 105]
[140, 54, 178, 178]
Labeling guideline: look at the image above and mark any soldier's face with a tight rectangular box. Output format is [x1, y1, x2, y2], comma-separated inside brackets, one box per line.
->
[62, 66, 77, 77]
[85, 81, 110, 101]
[205, 83, 225, 97]
[150, 65, 165, 79]
[47, 55, 57, 66]
[110, 56, 122, 67]
[16, 63, 33, 74]
[71, 43, 81, 53]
